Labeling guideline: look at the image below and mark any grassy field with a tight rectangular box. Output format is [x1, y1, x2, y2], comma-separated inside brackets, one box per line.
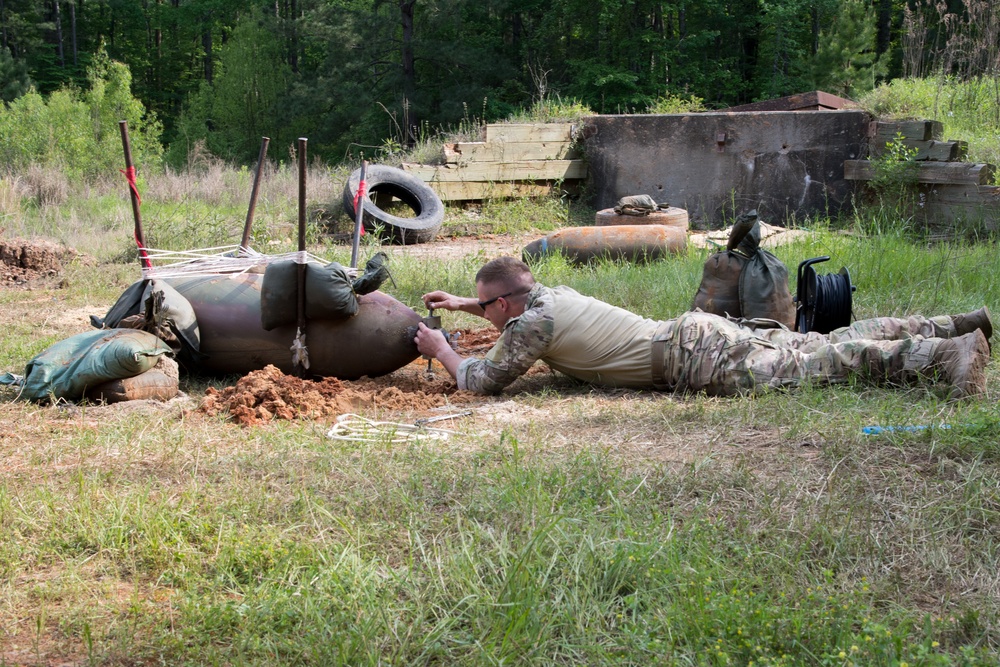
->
[1, 164, 1000, 666]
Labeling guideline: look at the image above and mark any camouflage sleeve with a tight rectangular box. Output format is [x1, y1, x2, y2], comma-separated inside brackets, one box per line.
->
[456, 299, 555, 394]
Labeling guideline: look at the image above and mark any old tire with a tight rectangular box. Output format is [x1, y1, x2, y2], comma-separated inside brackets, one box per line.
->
[342, 165, 444, 244]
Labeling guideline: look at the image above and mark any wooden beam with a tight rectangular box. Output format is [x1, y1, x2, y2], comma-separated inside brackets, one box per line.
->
[908, 184, 1000, 231]
[423, 180, 576, 201]
[875, 120, 943, 142]
[403, 159, 588, 182]
[917, 183, 1000, 205]
[870, 139, 968, 162]
[443, 141, 581, 163]
[844, 159, 995, 185]
[724, 90, 855, 112]
[484, 123, 577, 143]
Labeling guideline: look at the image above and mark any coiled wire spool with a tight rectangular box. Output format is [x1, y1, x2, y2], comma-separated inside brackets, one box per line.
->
[795, 256, 856, 334]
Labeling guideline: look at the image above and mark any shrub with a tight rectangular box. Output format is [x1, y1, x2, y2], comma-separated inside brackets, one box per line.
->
[507, 96, 594, 124]
[646, 92, 708, 114]
[0, 47, 162, 183]
[857, 76, 1000, 171]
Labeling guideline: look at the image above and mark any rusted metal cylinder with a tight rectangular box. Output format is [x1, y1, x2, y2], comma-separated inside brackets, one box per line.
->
[167, 274, 421, 379]
[523, 225, 687, 264]
[594, 206, 689, 229]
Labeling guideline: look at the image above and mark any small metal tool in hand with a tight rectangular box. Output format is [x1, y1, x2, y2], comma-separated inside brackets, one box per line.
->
[423, 307, 442, 373]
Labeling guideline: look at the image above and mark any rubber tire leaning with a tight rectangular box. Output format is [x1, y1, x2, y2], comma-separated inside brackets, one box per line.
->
[342, 165, 444, 245]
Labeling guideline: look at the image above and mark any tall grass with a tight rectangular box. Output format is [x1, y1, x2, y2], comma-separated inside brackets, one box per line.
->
[858, 76, 1000, 171]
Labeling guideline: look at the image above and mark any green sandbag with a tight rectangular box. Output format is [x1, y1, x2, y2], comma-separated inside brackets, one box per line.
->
[92, 279, 201, 357]
[260, 260, 359, 330]
[352, 252, 392, 295]
[16, 329, 173, 402]
[691, 212, 796, 328]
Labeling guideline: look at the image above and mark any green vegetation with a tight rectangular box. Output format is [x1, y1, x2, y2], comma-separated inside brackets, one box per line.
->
[4, 0, 995, 164]
[858, 77, 1000, 169]
[0, 49, 161, 184]
[1, 3, 1000, 663]
[3, 146, 1000, 662]
[646, 93, 709, 115]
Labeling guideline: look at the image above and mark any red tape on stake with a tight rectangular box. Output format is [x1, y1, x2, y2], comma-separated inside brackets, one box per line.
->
[354, 179, 367, 236]
[120, 166, 141, 205]
[134, 232, 151, 269]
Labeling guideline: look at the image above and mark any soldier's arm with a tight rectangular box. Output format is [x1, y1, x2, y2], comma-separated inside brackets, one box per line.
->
[422, 290, 486, 317]
[457, 307, 554, 394]
[415, 322, 464, 378]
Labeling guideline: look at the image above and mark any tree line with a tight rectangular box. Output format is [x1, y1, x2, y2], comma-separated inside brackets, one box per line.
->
[0, 0, 997, 167]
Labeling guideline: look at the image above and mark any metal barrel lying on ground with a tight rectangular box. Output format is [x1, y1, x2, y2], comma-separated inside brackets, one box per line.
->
[522, 225, 688, 264]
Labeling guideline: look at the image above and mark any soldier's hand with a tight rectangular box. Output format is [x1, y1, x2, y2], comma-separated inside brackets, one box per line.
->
[415, 322, 450, 357]
[423, 291, 465, 312]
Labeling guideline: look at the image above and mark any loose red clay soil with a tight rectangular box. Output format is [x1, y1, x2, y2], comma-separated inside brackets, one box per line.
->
[199, 327, 503, 426]
[0, 238, 86, 287]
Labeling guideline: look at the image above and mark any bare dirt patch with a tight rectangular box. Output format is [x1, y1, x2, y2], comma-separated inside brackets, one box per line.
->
[380, 232, 524, 261]
[196, 327, 503, 427]
[0, 238, 83, 288]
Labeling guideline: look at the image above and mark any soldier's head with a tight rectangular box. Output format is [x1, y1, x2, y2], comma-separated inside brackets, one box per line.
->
[475, 257, 535, 329]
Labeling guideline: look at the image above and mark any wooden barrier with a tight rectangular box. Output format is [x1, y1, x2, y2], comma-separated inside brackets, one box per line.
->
[845, 120, 999, 232]
[402, 123, 587, 202]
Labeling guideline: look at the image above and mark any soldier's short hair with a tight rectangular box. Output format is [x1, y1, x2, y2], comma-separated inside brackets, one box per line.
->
[475, 256, 534, 291]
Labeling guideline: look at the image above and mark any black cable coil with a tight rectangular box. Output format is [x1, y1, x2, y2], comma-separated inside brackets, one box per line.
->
[795, 256, 856, 334]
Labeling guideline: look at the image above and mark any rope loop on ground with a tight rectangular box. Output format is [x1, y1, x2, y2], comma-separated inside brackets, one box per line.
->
[326, 413, 459, 443]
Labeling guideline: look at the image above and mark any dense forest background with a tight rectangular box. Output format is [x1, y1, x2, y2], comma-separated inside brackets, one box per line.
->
[0, 0, 997, 167]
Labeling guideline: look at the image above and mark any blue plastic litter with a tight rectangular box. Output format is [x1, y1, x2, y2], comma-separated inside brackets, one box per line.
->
[862, 424, 951, 435]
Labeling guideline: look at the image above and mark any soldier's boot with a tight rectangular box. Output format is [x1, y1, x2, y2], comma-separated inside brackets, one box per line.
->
[930, 330, 990, 399]
[952, 307, 993, 343]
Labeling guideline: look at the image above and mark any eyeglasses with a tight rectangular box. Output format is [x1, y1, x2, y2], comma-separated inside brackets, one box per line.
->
[477, 291, 512, 311]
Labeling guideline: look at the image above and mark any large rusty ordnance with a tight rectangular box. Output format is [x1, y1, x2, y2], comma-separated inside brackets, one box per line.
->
[523, 225, 687, 264]
[167, 273, 421, 379]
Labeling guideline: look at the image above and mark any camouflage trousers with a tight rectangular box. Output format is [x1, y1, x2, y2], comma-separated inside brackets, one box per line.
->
[735, 313, 958, 352]
[652, 311, 946, 396]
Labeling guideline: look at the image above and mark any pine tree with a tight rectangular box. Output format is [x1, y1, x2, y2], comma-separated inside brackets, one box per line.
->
[804, 0, 887, 98]
[0, 46, 32, 102]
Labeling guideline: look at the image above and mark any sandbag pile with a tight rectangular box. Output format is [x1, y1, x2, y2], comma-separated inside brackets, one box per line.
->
[0, 329, 178, 403]
[691, 210, 796, 328]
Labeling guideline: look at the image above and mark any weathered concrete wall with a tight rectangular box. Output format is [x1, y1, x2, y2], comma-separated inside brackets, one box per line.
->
[582, 110, 871, 228]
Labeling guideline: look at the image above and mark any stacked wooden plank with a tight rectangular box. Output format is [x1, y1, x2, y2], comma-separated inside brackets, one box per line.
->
[868, 120, 968, 161]
[402, 123, 586, 202]
[844, 160, 993, 185]
[844, 120, 999, 230]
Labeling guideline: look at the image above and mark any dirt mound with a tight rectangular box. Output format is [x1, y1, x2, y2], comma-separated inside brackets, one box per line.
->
[199, 363, 482, 427]
[197, 327, 502, 427]
[4, 325, 501, 427]
[0, 238, 79, 286]
[453, 326, 500, 355]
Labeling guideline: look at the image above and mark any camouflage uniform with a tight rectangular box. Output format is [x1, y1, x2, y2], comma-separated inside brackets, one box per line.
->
[457, 284, 658, 393]
[456, 284, 954, 396]
[735, 314, 960, 352]
[657, 311, 940, 396]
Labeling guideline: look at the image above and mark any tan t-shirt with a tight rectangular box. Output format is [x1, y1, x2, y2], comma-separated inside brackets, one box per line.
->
[457, 284, 660, 393]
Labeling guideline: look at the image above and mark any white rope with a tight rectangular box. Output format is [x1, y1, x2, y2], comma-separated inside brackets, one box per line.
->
[291, 328, 310, 369]
[138, 246, 357, 280]
[326, 413, 459, 443]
